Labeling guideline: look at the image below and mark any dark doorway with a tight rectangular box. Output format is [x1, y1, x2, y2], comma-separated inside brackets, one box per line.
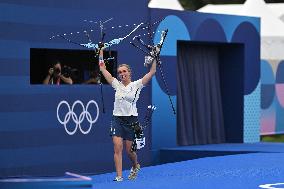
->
[177, 41, 244, 145]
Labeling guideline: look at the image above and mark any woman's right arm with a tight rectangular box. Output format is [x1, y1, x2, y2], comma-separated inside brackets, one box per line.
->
[99, 50, 114, 84]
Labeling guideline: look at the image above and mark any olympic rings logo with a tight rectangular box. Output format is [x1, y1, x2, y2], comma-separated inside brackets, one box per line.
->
[56, 100, 99, 135]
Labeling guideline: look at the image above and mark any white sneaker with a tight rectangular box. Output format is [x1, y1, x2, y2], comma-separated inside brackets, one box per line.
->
[128, 164, 141, 180]
[113, 176, 123, 182]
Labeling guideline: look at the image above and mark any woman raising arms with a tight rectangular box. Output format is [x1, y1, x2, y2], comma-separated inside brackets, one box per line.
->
[99, 49, 156, 181]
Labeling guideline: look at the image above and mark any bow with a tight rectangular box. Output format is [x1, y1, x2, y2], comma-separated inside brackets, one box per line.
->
[52, 21, 144, 56]
[130, 29, 176, 115]
[80, 22, 144, 51]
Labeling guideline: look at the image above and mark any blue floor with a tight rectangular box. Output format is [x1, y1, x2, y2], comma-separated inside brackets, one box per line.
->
[158, 142, 284, 164]
[1, 143, 284, 189]
[91, 152, 284, 189]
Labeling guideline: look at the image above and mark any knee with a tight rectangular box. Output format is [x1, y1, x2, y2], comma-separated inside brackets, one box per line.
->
[126, 147, 134, 156]
[114, 145, 123, 155]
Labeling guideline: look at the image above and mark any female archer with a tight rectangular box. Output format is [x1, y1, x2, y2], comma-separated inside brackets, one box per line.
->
[98, 48, 156, 181]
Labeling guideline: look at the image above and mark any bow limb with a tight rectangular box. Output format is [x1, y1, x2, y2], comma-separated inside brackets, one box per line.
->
[79, 22, 144, 49]
[121, 22, 144, 40]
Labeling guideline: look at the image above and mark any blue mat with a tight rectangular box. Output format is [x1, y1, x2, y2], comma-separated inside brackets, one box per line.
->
[2, 143, 284, 189]
[92, 152, 284, 189]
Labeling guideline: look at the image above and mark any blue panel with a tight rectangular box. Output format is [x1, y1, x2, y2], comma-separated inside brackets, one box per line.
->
[0, 1, 148, 25]
[152, 76, 177, 150]
[154, 15, 190, 56]
[194, 18, 227, 42]
[261, 84, 275, 109]
[154, 56, 176, 95]
[0, 3, 91, 26]
[0, 112, 61, 131]
[261, 60, 275, 84]
[0, 40, 30, 59]
[231, 22, 260, 95]
[244, 82, 260, 142]
[151, 14, 190, 149]
[150, 8, 260, 147]
[0, 59, 29, 76]
[0, 1, 261, 177]
[0, 76, 30, 89]
[0, 143, 115, 174]
[0, 0, 150, 177]
[218, 15, 260, 41]
[276, 60, 284, 83]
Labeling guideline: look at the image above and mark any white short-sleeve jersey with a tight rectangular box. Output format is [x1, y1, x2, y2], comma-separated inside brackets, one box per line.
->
[111, 78, 144, 116]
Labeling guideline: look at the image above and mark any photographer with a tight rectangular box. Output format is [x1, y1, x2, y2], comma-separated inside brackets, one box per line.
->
[43, 61, 73, 85]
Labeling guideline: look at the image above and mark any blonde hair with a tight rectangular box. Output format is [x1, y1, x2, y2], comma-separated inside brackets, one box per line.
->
[118, 64, 132, 77]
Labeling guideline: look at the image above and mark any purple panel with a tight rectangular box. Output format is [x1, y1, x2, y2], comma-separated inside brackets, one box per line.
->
[275, 100, 284, 134]
[276, 84, 284, 108]
[260, 107, 276, 135]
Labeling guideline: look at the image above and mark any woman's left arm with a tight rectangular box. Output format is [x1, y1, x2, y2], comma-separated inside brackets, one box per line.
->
[142, 59, 157, 85]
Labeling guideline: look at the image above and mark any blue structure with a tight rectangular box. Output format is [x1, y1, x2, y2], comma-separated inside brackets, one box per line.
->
[0, 1, 260, 177]
[150, 9, 260, 153]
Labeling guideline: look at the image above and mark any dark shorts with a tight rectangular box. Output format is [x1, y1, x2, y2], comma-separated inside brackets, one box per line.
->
[110, 116, 138, 141]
